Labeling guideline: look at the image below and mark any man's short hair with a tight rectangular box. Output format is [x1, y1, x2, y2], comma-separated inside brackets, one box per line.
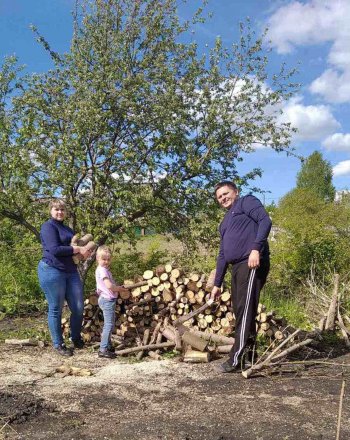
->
[214, 181, 238, 196]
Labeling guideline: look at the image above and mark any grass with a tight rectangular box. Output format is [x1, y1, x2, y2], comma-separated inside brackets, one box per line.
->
[260, 285, 313, 330]
[0, 313, 51, 343]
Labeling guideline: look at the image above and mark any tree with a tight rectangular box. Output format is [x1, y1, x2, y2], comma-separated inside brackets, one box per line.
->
[0, 0, 297, 280]
[271, 187, 350, 288]
[296, 151, 335, 201]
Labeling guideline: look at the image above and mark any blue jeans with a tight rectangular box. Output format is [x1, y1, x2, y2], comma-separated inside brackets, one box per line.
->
[38, 260, 84, 348]
[98, 296, 116, 351]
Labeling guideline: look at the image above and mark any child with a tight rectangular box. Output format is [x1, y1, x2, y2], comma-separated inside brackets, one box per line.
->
[95, 245, 128, 359]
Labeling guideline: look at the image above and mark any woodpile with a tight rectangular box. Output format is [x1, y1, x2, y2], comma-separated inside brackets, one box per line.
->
[61, 267, 350, 374]
[61, 264, 308, 362]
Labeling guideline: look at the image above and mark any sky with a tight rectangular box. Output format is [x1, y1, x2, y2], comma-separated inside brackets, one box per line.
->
[0, 0, 349, 203]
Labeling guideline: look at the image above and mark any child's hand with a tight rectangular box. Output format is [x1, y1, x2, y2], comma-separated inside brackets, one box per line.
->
[114, 286, 130, 294]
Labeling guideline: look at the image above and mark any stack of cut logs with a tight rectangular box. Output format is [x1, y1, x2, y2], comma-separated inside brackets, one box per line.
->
[61, 264, 294, 360]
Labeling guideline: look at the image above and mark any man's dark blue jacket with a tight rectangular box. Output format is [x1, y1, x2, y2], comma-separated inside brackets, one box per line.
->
[214, 195, 272, 287]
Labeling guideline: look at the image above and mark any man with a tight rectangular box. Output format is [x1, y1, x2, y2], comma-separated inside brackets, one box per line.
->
[211, 181, 272, 373]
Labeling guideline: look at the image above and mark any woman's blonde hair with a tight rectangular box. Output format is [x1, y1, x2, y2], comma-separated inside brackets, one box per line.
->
[96, 245, 112, 259]
[49, 198, 66, 214]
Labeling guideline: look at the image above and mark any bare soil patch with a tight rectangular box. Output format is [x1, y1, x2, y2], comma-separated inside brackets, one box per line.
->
[0, 342, 349, 440]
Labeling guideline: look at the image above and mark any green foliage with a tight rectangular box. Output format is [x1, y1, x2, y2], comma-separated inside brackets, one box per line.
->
[260, 285, 312, 329]
[296, 151, 335, 202]
[0, 219, 43, 315]
[270, 188, 350, 290]
[0, 0, 297, 281]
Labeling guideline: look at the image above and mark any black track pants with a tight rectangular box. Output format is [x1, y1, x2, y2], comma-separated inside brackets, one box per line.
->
[229, 258, 270, 366]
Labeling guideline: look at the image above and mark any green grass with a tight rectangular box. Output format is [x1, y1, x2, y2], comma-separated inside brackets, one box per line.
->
[0, 313, 51, 343]
[260, 285, 313, 330]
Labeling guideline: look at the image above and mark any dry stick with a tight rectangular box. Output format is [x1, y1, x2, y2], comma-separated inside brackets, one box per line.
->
[336, 286, 350, 347]
[136, 328, 150, 361]
[269, 338, 314, 362]
[173, 299, 214, 327]
[242, 329, 300, 379]
[276, 360, 350, 368]
[149, 321, 163, 345]
[325, 273, 340, 330]
[336, 379, 346, 440]
[336, 318, 350, 347]
[115, 341, 175, 355]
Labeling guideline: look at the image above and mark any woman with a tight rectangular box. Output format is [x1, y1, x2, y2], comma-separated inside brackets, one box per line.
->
[38, 199, 91, 356]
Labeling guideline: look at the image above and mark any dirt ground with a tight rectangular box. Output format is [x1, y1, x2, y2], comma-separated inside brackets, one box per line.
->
[0, 342, 349, 440]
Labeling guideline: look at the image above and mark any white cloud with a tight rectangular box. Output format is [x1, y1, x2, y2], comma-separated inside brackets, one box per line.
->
[267, 0, 350, 103]
[309, 69, 350, 104]
[333, 160, 350, 177]
[322, 133, 350, 152]
[278, 96, 340, 141]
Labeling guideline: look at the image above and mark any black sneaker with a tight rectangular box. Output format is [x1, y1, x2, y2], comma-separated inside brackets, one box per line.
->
[98, 350, 116, 359]
[107, 345, 115, 353]
[72, 339, 85, 349]
[55, 344, 73, 357]
[215, 360, 241, 373]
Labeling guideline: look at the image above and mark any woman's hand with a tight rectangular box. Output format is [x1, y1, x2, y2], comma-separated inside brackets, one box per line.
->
[72, 246, 92, 260]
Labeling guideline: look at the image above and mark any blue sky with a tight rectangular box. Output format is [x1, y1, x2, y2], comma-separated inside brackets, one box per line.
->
[1, 0, 349, 203]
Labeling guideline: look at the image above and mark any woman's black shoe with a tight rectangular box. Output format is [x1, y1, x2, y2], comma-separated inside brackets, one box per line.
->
[98, 350, 116, 359]
[55, 344, 73, 357]
[107, 345, 115, 353]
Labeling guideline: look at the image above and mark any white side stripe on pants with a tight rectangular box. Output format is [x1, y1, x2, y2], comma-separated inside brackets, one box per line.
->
[232, 268, 256, 367]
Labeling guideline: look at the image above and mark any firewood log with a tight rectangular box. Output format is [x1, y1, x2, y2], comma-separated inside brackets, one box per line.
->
[182, 331, 208, 351]
[155, 265, 166, 276]
[5, 338, 45, 348]
[148, 351, 162, 360]
[170, 268, 182, 279]
[116, 341, 175, 355]
[165, 264, 173, 273]
[89, 293, 99, 306]
[143, 270, 154, 280]
[183, 349, 210, 363]
[220, 292, 231, 302]
[216, 344, 233, 354]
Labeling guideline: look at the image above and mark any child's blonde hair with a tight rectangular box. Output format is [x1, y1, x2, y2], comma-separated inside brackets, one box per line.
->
[96, 245, 112, 259]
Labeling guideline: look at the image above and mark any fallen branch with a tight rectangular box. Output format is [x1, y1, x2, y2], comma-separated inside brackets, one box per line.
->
[336, 379, 346, 440]
[55, 365, 93, 377]
[325, 273, 339, 330]
[242, 329, 300, 379]
[136, 328, 150, 361]
[115, 341, 175, 355]
[269, 338, 314, 362]
[173, 299, 214, 327]
[5, 338, 45, 348]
